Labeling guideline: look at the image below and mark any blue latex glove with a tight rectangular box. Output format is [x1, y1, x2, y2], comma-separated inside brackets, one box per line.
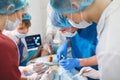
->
[57, 42, 68, 62]
[59, 58, 80, 70]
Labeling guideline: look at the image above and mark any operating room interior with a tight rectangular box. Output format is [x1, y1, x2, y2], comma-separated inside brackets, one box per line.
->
[1, 0, 120, 79]
[1, 0, 112, 80]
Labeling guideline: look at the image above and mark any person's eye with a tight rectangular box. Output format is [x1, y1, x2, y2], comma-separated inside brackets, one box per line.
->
[62, 15, 67, 18]
[64, 16, 67, 18]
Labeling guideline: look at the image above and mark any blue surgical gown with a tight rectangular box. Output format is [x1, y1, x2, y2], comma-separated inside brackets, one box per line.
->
[67, 22, 98, 80]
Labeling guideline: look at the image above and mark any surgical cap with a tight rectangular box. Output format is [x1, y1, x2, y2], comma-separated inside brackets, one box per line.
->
[22, 13, 31, 20]
[51, 11, 72, 28]
[50, 0, 94, 14]
[0, 0, 29, 14]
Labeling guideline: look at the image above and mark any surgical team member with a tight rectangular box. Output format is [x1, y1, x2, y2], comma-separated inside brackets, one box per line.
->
[0, 0, 29, 80]
[50, 0, 120, 80]
[45, 3, 66, 51]
[50, 9, 98, 73]
[3, 13, 31, 66]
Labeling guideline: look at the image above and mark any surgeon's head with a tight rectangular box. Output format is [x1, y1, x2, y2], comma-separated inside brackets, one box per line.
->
[50, 0, 94, 14]
[13, 13, 31, 38]
[0, 0, 30, 31]
[51, 10, 77, 34]
[50, 0, 94, 29]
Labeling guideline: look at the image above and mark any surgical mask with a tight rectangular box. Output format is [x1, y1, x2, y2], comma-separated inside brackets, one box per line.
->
[5, 16, 21, 31]
[14, 31, 27, 38]
[68, 12, 92, 29]
[63, 31, 77, 37]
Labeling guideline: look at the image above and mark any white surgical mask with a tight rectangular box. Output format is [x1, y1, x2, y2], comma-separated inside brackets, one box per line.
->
[68, 13, 92, 29]
[63, 31, 77, 37]
[13, 31, 27, 38]
[5, 16, 21, 31]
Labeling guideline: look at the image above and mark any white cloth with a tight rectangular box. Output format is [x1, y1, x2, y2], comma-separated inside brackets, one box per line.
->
[96, 0, 120, 80]
[3, 30, 28, 63]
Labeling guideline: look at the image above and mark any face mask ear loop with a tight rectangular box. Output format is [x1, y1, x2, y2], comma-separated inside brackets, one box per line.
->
[15, 12, 22, 24]
[70, 2, 73, 21]
[70, 13, 73, 21]
[15, 12, 17, 20]
[18, 11, 22, 23]
[6, 14, 9, 21]
[80, 12, 84, 21]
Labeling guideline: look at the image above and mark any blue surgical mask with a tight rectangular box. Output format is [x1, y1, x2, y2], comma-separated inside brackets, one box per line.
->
[5, 17, 21, 31]
[14, 31, 27, 38]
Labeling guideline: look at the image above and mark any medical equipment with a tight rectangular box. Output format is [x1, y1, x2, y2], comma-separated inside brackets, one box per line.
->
[61, 55, 65, 60]
[48, 55, 53, 62]
[25, 34, 41, 50]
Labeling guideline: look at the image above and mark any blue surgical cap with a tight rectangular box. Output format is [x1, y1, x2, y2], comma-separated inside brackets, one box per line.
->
[51, 11, 72, 28]
[50, 0, 94, 14]
[0, 0, 29, 14]
[22, 13, 31, 20]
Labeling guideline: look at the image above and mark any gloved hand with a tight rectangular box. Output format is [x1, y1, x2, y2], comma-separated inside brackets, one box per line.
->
[80, 67, 99, 79]
[33, 63, 48, 74]
[27, 73, 41, 80]
[24, 63, 48, 75]
[59, 58, 80, 70]
[40, 68, 55, 80]
[57, 41, 68, 62]
[45, 34, 53, 45]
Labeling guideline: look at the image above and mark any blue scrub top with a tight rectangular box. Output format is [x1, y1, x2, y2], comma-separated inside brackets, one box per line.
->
[67, 22, 98, 76]
[70, 22, 97, 58]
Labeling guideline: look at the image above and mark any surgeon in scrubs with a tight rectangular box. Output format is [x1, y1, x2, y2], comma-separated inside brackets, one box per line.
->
[3, 13, 31, 66]
[45, 3, 66, 53]
[50, 9, 98, 77]
[50, 0, 120, 80]
[0, 0, 29, 80]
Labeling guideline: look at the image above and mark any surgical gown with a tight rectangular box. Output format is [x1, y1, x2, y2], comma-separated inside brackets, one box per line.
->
[96, 0, 120, 80]
[67, 23, 98, 68]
